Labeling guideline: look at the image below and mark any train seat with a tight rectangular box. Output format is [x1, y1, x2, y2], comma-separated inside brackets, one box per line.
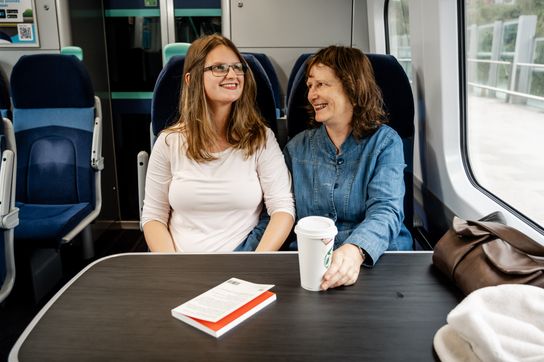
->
[0, 118, 18, 303]
[241, 53, 278, 135]
[137, 52, 280, 221]
[146, 53, 279, 146]
[137, 55, 186, 220]
[163, 42, 190, 66]
[151, 55, 185, 140]
[243, 52, 283, 117]
[286, 53, 312, 108]
[10, 54, 104, 259]
[286, 52, 415, 235]
[0, 70, 10, 120]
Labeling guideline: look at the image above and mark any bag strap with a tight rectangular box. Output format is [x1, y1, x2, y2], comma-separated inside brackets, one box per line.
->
[465, 219, 544, 256]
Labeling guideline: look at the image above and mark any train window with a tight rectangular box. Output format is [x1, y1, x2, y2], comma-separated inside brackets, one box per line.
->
[173, 0, 221, 43]
[104, 15, 163, 91]
[465, 1, 544, 227]
[174, 16, 221, 43]
[386, 0, 412, 81]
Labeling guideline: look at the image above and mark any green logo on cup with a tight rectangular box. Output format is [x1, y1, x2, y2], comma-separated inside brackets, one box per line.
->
[324, 247, 333, 268]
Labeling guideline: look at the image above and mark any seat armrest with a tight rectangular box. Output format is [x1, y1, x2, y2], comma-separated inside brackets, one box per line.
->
[91, 115, 104, 170]
[91, 96, 104, 171]
[137, 151, 149, 225]
[0, 149, 14, 218]
[1, 207, 19, 229]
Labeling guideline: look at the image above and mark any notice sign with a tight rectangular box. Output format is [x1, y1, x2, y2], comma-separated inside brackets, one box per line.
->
[0, 0, 39, 47]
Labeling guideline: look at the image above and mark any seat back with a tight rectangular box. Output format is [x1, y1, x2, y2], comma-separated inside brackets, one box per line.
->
[243, 52, 283, 116]
[0, 70, 10, 120]
[286, 53, 312, 108]
[286, 53, 415, 229]
[151, 54, 279, 139]
[10, 54, 96, 206]
[151, 55, 185, 139]
[241, 53, 278, 135]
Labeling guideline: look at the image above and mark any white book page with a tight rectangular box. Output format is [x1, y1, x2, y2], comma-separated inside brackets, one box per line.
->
[173, 278, 274, 322]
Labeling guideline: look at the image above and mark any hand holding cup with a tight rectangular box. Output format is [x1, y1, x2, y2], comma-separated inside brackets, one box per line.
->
[295, 216, 338, 291]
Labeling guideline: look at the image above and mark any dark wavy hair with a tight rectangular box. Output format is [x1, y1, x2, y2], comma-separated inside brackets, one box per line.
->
[306, 46, 387, 139]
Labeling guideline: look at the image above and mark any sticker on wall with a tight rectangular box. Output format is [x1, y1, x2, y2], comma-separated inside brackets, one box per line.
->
[0, 0, 39, 47]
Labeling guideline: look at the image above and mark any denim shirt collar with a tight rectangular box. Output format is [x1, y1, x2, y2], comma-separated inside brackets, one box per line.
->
[316, 124, 359, 157]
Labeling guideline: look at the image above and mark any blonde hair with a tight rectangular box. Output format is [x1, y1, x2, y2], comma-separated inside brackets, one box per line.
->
[306, 46, 387, 139]
[165, 34, 267, 162]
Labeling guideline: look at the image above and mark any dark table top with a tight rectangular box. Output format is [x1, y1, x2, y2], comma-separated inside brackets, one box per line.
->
[10, 252, 462, 361]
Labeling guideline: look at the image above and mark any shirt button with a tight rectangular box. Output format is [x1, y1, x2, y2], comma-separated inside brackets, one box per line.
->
[337, 159, 344, 165]
[334, 183, 339, 189]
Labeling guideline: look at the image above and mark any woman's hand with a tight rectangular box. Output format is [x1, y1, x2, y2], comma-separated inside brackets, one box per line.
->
[321, 243, 364, 290]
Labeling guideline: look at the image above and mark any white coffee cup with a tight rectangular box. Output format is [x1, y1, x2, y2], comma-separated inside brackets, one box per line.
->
[295, 216, 338, 291]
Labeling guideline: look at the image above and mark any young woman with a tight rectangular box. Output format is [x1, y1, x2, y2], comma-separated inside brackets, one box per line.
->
[142, 34, 294, 252]
[284, 46, 412, 290]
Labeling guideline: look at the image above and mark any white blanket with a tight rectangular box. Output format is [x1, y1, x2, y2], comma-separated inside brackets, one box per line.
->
[434, 284, 544, 362]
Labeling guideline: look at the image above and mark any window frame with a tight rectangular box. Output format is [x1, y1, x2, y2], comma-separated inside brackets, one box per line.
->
[458, 0, 544, 233]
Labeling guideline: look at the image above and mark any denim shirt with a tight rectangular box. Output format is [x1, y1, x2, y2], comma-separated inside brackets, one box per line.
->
[284, 124, 412, 266]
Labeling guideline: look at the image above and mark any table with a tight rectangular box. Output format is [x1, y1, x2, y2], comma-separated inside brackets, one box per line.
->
[10, 252, 462, 361]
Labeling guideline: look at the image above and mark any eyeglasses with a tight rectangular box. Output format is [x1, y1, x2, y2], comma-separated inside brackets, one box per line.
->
[203, 62, 247, 77]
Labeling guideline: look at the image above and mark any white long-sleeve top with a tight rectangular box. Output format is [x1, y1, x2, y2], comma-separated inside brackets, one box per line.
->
[141, 128, 295, 252]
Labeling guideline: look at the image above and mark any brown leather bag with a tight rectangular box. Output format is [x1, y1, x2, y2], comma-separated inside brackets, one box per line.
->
[432, 215, 544, 295]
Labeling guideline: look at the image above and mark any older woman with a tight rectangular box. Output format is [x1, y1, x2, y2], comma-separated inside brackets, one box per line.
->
[284, 46, 412, 290]
[142, 34, 294, 252]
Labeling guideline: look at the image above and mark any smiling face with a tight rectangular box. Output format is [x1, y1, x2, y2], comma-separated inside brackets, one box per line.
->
[307, 63, 354, 129]
[203, 45, 244, 109]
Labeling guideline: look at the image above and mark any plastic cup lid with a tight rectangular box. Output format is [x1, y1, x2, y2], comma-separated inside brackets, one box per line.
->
[294, 216, 338, 238]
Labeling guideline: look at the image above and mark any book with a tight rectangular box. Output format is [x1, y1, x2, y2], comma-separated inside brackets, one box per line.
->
[171, 278, 276, 338]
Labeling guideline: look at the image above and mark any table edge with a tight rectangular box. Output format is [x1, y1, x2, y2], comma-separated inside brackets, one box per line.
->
[8, 250, 432, 361]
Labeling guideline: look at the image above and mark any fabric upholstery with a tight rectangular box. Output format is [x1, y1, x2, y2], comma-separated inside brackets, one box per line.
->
[13, 108, 94, 133]
[14, 124, 94, 205]
[15, 202, 92, 241]
[0, 70, 10, 119]
[243, 52, 283, 113]
[242, 53, 277, 135]
[151, 55, 185, 136]
[10, 53, 97, 244]
[10, 54, 94, 109]
[286, 53, 312, 107]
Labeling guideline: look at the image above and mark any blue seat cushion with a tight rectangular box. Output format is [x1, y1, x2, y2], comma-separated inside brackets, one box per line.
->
[14, 202, 93, 241]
